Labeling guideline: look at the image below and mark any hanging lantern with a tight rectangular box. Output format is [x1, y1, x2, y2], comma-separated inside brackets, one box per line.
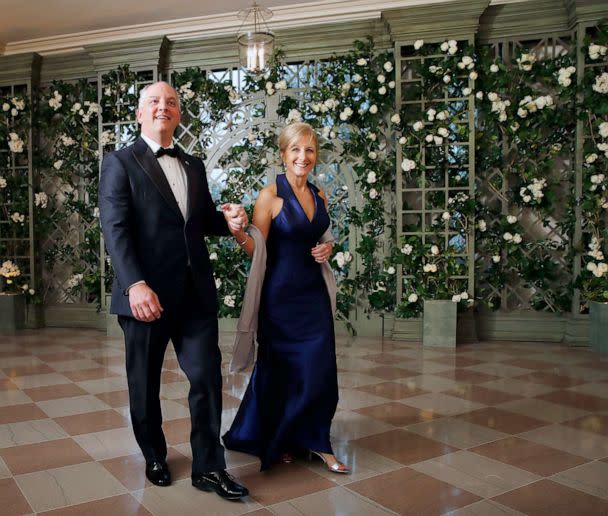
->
[237, 1, 274, 74]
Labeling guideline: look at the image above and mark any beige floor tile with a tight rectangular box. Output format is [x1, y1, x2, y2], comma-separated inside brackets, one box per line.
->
[480, 378, 556, 397]
[355, 401, 437, 426]
[411, 450, 540, 498]
[338, 372, 386, 388]
[11, 373, 71, 390]
[329, 410, 395, 442]
[159, 381, 190, 400]
[519, 424, 608, 460]
[551, 460, 608, 499]
[0, 389, 33, 407]
[76, 376, 129, 394]
[561, 366, 608, 382]
[0, 356, 44, 369]
[73, 427, 140, 460]
[37, 395, 110, 418]
[221, 448, 261, 469]
[49, 359, 100, 372]
[396, 374, 461, 392]
[0, 419, 68, 448]
[336, 388, 388, 411]
[562, 414, 608, 436]
[406, 418, 508, 449]
[270, 486, 396, 515]
[38, 493, 151, 516]
[567, 382, 608, 398]
[401, 393, 486, 417]
[443, 499, 527, 515]
[496, 398, 590, 423]
[463, 362, 533, 378]
[0, 456, 11, 479]
[134, 477, 261, 515]
[15, 461, 127, 513]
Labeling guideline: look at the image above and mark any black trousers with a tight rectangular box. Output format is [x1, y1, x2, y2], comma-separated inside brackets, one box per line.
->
[118, 281, 226, 474]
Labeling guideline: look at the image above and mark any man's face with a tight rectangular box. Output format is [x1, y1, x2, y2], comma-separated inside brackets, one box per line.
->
[136, 82, 181, 141]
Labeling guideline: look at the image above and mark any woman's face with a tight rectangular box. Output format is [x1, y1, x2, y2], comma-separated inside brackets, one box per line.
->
[282, 134, 317, 179]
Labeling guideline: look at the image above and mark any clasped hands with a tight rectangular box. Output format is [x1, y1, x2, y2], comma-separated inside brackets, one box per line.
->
[311, 241, 333, 263]
[221, 203, 249, 235]
[128, 203, 249, 323]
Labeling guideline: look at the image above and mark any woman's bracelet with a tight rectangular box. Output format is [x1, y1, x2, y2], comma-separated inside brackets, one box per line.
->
[237, 235, 248, 246]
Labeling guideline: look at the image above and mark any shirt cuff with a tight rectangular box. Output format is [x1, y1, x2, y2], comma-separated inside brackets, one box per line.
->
[124, 280, 146, 296]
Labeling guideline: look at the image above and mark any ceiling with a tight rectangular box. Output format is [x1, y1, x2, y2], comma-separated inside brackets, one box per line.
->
[0, 0, 314, 43]
[0, 0, 521, 55]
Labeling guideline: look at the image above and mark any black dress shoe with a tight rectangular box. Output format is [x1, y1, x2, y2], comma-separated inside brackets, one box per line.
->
[192, 470, 249, 500]
[145, 461, 171, 486]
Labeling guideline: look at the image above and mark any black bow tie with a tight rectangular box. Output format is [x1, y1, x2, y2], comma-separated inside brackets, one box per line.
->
[155, 146, 179, 158]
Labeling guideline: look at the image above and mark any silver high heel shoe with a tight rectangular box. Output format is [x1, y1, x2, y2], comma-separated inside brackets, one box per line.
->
[309, 450, 350, 474]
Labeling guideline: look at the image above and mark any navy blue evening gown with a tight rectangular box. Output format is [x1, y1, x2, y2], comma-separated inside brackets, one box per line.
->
[223, 173, 338, 470]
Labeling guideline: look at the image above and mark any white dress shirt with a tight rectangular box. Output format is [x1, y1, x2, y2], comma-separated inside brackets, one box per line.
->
[141, 134, 188, 220]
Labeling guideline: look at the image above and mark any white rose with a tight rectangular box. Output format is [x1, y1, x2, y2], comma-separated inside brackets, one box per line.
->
[492, 255, 501, 263]
[599, 122, 608, 138]
[377, 74, 386, 84]
[413, 121, 424, 131]
[369, 188, 378, 199]
[490, 64, 499, 73]
[512, 234, 522, 244]
[357, 58, 367, 66]
[368, 152, 377, 160]
[414, 40, 424, 50]
[476, 91, 484, 100]
[507, 215, 517, 224]
[443, 75, 451, 84]
[209, 252, 218, 260]
[399, 136, 406, 145]
[478, 220, 487, 232]
[469, 71, 478, 80]
[391, 114, 401, 124]
[2, 103, 9, 111]
[431, 245, 439, 255]
[388, 81, 396, 89]
[425, 134, 434, 143]
[383, 61, 394, 72]
[367, 171, 377, 183]
[53, 160, 63, 170]
[401, 244, 413, 255]
[401, 159, 416, 171]
[503, 232, 513, 241]
[353, 73, 362, 82]
[408, 293, 418, 303]
[452, 294, 462, 303]
[442, 211, 450, 221]
[369, 104, 378, 114]
[378, 86, 387, 95]
[387, 266, 396, 275]
[215, 278, 222, 289]
[223, 295, 235, 308]
[437, 127, 449, 137]
[440, 42, 449, 52]
[463, 87, 471, 96]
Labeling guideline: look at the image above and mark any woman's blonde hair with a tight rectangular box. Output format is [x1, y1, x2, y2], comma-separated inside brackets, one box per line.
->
[278, 122, 318, 155]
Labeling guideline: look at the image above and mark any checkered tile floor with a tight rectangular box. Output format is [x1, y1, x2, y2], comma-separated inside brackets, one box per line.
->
[1, 328, 608, 515]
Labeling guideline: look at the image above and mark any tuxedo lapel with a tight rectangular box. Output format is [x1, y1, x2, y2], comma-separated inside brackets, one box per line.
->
[132, 137, 184, 221]
[181, 154, 201, 222]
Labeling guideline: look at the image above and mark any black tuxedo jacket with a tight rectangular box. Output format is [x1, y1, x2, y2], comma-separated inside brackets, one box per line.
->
[98, 137, 229, 317]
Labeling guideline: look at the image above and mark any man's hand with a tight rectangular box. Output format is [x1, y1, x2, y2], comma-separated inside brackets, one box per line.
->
[129, 283, 163, 322]
[221, 203, 249, 234]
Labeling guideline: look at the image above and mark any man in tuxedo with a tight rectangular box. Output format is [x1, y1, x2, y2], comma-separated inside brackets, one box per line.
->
[99, 81, 249, 500]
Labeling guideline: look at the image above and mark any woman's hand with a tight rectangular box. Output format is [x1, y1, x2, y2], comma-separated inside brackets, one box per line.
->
[311, 241, 333, 263]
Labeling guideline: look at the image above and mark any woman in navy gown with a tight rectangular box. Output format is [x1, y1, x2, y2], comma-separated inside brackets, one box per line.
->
[223, 122, 348, 473]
